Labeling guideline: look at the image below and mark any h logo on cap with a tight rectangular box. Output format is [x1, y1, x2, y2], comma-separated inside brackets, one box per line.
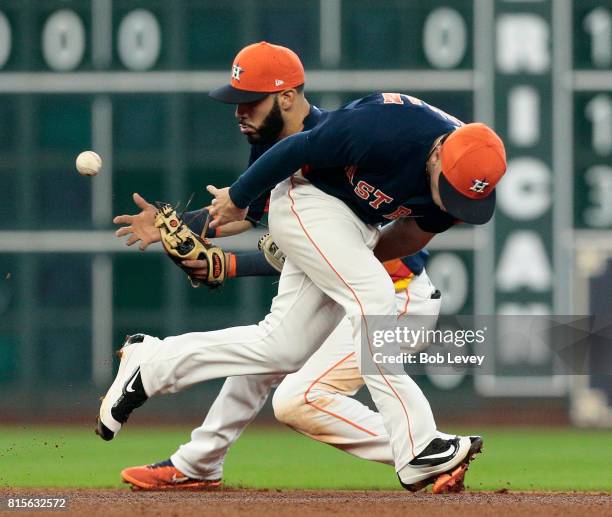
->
[231, 64, 244, 81]
[469, 179, 489, 193]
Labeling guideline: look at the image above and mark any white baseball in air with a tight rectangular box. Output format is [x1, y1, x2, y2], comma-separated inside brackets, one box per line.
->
[76, 151, 102, 176]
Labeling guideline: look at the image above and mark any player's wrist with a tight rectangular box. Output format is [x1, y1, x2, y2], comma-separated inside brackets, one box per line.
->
[225, 252, 237, 278]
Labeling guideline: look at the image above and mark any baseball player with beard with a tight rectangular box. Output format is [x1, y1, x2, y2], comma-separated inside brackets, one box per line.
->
[101, 42, 503, 493]
[113, 42, 455, 493]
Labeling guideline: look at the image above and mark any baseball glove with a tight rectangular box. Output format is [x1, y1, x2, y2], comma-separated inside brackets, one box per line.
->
[257, 233, 286, 273]
[154, 203, 226, 288]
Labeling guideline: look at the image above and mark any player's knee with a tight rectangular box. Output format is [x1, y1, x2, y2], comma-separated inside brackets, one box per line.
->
[272, 377, 310, 426]
[272, 388, 303, 426]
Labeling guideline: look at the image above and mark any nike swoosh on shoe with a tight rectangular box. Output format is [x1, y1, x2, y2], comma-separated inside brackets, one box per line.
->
[417, 443, 457, 462]
[124, 367, 141, 394]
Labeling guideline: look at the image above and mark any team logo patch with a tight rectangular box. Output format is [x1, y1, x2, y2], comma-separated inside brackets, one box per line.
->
[231, 64, 244, 81]
[275, 79, 284, 87]
[469, 179, 489, 193]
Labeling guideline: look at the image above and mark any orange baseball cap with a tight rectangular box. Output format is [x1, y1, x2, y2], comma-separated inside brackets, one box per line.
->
[438, 123, 507, 224]
[209, 42, 305, 104]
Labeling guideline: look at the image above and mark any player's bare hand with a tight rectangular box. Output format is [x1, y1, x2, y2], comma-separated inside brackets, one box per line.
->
[181, 259, 208, 280]
[113, 192, 161, 251]
[207, 185, 248, 229]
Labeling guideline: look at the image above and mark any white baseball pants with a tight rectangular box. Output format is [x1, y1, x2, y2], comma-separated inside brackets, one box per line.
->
[139, 177, 437, 480]
[171, 272, 440, 480]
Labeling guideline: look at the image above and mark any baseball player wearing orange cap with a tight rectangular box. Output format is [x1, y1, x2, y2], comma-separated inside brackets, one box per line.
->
[111, 42, 454, 493]
[101, 42, 506, 492]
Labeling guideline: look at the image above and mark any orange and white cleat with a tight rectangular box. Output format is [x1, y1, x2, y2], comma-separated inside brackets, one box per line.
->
[121, 459, 222, 491]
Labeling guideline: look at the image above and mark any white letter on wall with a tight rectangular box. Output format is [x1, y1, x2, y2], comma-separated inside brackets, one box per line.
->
[497, 14, 551, 73]
[496, 232, 552, 292]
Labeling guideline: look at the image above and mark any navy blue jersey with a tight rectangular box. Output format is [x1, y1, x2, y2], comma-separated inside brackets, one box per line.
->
[246, 106, 326, 223]
[230, 93, 463, 233]
[223, 100, 434, 280]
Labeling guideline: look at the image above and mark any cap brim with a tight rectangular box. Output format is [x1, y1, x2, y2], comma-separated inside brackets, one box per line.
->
[209, 84, 270, 104]
[438, 173, 496, 225]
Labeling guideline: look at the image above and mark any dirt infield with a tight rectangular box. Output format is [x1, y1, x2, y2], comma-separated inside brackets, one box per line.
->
[2, 489, 611, 517]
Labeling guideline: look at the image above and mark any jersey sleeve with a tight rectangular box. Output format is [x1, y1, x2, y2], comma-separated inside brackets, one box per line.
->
[233, 251, 279, 277]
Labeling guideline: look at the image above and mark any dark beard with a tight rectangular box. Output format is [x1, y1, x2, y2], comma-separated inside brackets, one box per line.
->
[246, 97, 284, 145]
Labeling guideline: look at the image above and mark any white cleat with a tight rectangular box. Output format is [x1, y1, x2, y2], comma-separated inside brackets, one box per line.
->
[399, 435, 483, 492]
[95, 334, 149, 441]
